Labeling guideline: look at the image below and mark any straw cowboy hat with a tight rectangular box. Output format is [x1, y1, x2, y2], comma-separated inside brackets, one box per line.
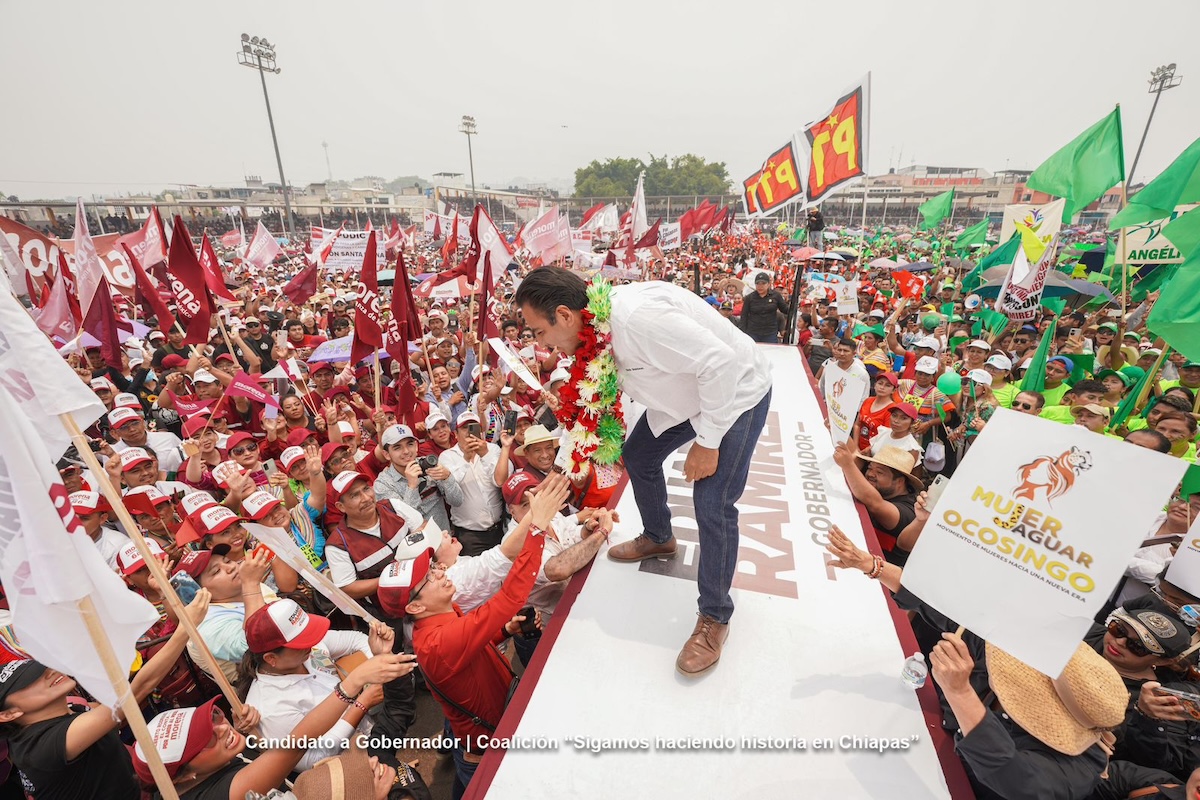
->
[854, 446, 924, 490]
[986, 641, 1127, 756]
[515, 424, 558, 457]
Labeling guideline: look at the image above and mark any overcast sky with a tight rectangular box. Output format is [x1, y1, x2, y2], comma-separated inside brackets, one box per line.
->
[2, 0, 1198, 202]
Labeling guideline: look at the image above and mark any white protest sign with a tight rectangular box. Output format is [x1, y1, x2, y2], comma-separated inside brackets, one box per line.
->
[901, 410, 1187, 677]
[836, 279, 859, 315]
[1166, 533, 1200, 599]
[324, 230, 387, 273]
[822, 362, 868, 445]
[488, 337, 544, 391]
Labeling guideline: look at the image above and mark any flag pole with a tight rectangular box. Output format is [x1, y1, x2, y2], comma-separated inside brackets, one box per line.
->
[59, 414, 249, 722]
[75, 594, 181, 800]
[372, 350, 382, 415]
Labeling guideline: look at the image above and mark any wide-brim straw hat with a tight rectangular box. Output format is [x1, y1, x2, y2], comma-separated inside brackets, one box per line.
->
[293, 747, 375, 800]
[987, 641, 1127, 756]
[855, 446, 923, 490]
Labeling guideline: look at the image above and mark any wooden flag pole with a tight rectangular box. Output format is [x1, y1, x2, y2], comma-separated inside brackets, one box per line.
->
[60, 415, 248, 721]
[373, 350, 382, 413]
[215, 315, 238, 363]
[75, 594, 181, 800]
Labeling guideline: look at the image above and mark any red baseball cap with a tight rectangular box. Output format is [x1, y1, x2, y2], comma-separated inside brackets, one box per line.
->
[310, 362, 335, 375]
[502, 470, 541, 506]
[224, 432, 258, 453]
[194, 505, 242, 537]
[181, 416, 214, 439]
[376, 551, 435, 618]
[69, 490, 111, 516]
[324, 386, 351, 402]
[327, 470, 369, 504]
[107, 407, 143, 430]
[178, 491, 218, 521]
[172, 544, 232, 581]
[160, 354, 189, 369]
[279, 446, 307, 472]
[133, 696, 221, 783]
[244, 599, 331, 654]
[123, 485, 172, 517]
[320, 442, 351, 465]
[241, 491, 282, 521]
[118, 447, 153, 470]
[115, 539, 165, 576]
[286, 428, 318, 448]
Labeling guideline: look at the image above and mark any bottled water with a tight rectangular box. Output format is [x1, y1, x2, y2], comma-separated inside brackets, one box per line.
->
[901, 653, 928, 688]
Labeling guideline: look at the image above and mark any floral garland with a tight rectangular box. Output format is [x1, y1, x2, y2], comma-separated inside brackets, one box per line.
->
[554, 277, 625, 475]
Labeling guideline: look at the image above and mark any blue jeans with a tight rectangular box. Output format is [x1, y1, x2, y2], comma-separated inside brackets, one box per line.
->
[623, 389, 772, 623]
[451, 745, 479, 800]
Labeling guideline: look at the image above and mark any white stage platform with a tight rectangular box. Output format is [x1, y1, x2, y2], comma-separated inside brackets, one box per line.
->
[470, 346, 973, 799]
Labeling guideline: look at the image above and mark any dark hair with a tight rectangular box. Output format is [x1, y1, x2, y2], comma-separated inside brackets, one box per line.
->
[1015, 391, 1046, 410]
[1160, 394, 1194, 414]
[1126, 429, 1171, 453]
[1068, 379, 1106, 398]
[501, 319, 521, 333]
[512, 266, 588, 321]
[234, 647, 287, 700]
[285, 319, 304, 330]
[1164, 386, 1196, 406]
[834, 337, 857, 350]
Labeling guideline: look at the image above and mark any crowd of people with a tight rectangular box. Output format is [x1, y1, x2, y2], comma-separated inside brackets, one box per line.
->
[0, 206, 1196, 800]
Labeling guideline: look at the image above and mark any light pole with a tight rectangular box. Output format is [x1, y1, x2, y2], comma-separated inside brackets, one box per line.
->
[1128, 63, 1183, 185]
[238, 34, 295, 239]
[460, 115, 477, 207]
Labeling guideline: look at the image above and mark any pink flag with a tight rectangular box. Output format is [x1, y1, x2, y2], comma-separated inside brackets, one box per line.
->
[173, 396, 216, 417]
[220, 229, 243, 248]
[523, 207, 567, 259]
[72, 199, 105, 314]
[226, 371, 281, 408]
[244, 222, 283, 270]
[32, 274, 78, 340]
[116, 208, 168, 271]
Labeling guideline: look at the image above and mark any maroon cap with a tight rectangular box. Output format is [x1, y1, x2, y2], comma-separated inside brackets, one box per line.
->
[320, 441, 351, 464]
[132, 696, 222, 784]
[502, 470, 541, 506]
[890, 402, 919, 420]
[376, 551, 435, 617]
[286, 428, 317, 448]
[161, 354, 188, 369]
[327, 470, 369, 504]
[244, 599, 331, 654]
[224, 431, 258, 452]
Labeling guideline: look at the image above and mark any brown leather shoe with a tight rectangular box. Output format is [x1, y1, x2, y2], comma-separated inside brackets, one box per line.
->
[607, 533, 677, 562]
[676, 614, 729, 676]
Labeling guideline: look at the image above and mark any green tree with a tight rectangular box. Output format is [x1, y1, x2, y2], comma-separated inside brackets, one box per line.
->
[574, 154, 730, 197]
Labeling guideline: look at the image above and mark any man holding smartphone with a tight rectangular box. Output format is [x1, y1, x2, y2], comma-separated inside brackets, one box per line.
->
[439, 412, 505, 557]
[374, 423, 464, 534]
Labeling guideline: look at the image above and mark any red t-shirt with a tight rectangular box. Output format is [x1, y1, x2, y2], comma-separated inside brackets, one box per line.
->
[856, 396, 897, 452]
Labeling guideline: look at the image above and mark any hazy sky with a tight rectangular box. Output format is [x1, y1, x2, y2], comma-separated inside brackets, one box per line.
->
[2, 0, 1198, 201]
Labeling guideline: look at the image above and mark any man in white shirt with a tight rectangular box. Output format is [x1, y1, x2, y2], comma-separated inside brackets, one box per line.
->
[515, 266, 773, 677]
[815, 337, 871, 398]
[108, 407, 184, 475]
[438, 411, 505, 557]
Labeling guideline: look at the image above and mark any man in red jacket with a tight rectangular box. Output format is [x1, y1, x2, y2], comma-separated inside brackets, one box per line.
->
[379, 472, 570, 799]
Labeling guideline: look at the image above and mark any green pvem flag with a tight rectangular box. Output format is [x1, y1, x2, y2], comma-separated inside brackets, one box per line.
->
[1027, 107, 1125, 224]
[1163, 208, 1200, 260]
[918, 189, 955, 231]
[954, 219, 989, 253]
[1147, 252, 1200, 362]
[1019, 318, 1058, 393]
[1110, 137, 1200, 229]
[962, 235, 1021, 293]
[1109, 347, 1170, 430]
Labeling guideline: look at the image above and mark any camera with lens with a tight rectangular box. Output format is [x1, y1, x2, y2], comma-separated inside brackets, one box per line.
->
[417, 455, 440, 474]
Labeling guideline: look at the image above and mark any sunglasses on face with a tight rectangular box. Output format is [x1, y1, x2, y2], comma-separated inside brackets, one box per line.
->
[1106, 620, 1152, 657]
[1012, 402, 1036, 411]
[230, 445, 258, 457]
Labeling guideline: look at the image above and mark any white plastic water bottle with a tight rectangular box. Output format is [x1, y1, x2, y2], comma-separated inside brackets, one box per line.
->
[901, 653, 928, 688]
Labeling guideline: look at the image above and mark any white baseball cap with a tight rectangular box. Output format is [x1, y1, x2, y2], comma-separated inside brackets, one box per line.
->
[985, 354, 1013, 371]
[966, 340, 991, 351]
[914, 336, 941, 352]
[381, 424, 416, 447]
[967, 369, 992, 386]
[915, 356, 940, 374]
[192, 369, 220, 384]
[424, 409, 449, 429]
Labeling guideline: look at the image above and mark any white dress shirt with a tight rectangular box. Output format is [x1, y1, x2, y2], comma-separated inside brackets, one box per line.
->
[609, 282, 772, 449]
[245, 630, 373, 772]
[439, 443, 503, 530]
[445, 546, 514, 613]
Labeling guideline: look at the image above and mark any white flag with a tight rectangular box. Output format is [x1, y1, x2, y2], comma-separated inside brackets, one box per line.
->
[72, 199, 105, 315]
[997, 234, 1058, 323]
[244, 222, 283, 270]
[0, 287, 105, 456]
[0, 384, 158, 706]
[629, 171, 649, 242]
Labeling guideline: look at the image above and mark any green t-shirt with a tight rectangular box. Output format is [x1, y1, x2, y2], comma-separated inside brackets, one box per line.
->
[1126, 417, 1149, 432]
[1039, 405, 1075, 425]
[992, 383, 1020, 409]
[1039, 382, 1071, 407]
